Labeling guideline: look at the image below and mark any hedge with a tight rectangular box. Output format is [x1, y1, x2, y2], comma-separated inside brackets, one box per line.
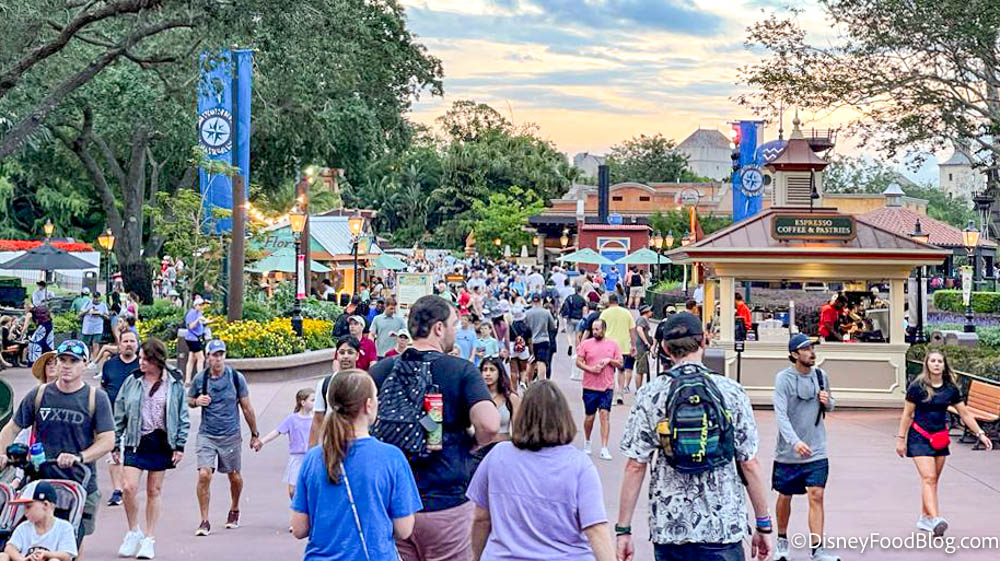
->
[932, 290, 1000, 314]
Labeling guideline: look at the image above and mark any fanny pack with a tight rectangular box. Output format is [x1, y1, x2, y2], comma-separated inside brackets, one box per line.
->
[911, 422, 950, 450]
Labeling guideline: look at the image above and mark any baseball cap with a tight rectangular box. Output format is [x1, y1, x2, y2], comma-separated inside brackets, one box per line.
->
[206, 339, 227, 354]
[348, 315, 366, 326]
[81, 287, 90, 295]
[658, 312, 704, 342]
[788, 334, 813, 353]
[350, 295, 362, 306]
[193, 295, 205, 306]
[56, 339, 90, 362]
[11, 480, 58, 505]
[393, 329, 411, 340]
[638, 304, 652, 315]
[665, 305, 677, 314]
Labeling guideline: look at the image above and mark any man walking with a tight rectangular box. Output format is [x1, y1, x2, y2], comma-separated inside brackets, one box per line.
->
[370, 296, 406, 359]
[599, 293, 635, 404]
[524, 294, 556, 381]
[560, 285, 586, 356]
[773, 335, 838, 561]
[369, 295, 499, 561]
[576, 319, 621, 461]
[616, 313, 771, 561]
[188, 340, 262, 536]
[79, 291, 109, 358]
[101, 331, 140, 507]
[633, 304, 654, 390]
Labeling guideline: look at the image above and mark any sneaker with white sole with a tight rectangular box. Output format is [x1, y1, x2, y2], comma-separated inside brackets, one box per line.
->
[811, 547, 840, 561]
[916, 515, 935, 532]
[599, 447, 612, 460]
[773, 536, 789, 561]
[930, 516, 948, 537]
[118, 529, 144, 557]
[137, 536, 155, 560]
[583, 440, 592, 455]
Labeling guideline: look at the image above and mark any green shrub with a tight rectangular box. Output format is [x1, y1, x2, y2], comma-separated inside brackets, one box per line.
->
[928, 324, 1000, 350]
[932, 290, 1000, 313]
[300, 299, 343, 321]
[52, 311, 78, 335]
[907, 344, 1000, 381]
[241, 301, 274, 323]
[139, 299, 185, 321]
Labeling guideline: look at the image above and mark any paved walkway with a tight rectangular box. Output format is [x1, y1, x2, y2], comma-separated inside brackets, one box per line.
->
[2, 347, 998, 560]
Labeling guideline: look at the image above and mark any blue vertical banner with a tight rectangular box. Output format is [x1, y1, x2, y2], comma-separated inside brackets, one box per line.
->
[197, 49, 252, 233]
[732, 120, 765, 223]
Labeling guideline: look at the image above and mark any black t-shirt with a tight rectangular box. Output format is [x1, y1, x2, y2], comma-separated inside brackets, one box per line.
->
[561, 294, 585, 320]
[15, 384, 114, 493]
[581, 311, 601, 334]
[101, 355, 139, 406]
[369, 348, 491, 512]
[630, 273, 643, 287]
[906, 381, 962, 433]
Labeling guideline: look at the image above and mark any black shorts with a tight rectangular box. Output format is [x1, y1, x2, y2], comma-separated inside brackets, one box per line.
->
[186, 339, 204, 353]
[583, 389, 613, 415]
[772, 458, 829, 495]
[124, 430, 175, 472]
[533, 341, 551, 363]
[623, 355, 635, 370]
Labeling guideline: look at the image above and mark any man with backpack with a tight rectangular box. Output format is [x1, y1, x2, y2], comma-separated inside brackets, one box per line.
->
[368, 295, 500, 561]
[773, 335, 838, 561]
[560, 284, 586, 356]
[187, 339, 262, 536]
[616, 313, 771, 561]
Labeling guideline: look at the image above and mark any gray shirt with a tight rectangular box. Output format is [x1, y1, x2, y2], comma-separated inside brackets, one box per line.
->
[524, 306, 555, 344]
[773, 366, 835, 464]
[188, 367, 249, 437]
[370, 313, 406, 357]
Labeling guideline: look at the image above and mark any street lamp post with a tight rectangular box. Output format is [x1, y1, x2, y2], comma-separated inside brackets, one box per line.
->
[348, 210, 365, 297]
[665, 231, 674, 281]
[96, 229, 116, 297]
[680, 234, 691, 297]
[289, 206, 307, 337]
[909, 218, 929, 344]
[962, 220, 980, 333]
[43, 219, 54, 242]
[652, 233, 664, 280]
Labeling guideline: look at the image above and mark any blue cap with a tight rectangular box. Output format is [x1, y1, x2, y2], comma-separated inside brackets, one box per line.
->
[56, 339, 90, 362]
[788, 334, 812, 353]
[206, 339, 227, 354]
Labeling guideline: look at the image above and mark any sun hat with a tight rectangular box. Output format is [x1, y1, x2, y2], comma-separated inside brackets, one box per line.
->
[30, 352, 57, 383]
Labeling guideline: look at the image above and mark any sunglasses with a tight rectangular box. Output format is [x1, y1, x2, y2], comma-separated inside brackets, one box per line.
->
[56, 340, 88, 358]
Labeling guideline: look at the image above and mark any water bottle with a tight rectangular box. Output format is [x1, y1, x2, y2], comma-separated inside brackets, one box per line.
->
[29, 443, 45, 469]
[423, 385, 443, 452]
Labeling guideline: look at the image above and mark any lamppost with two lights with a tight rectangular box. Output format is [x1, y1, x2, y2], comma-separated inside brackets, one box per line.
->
[908, 218, 929, 344]
[97, 229, 115, 298]
[649, 233, 664, 280]
[289, 206, 307, 337]
[962, 220, 980, 333]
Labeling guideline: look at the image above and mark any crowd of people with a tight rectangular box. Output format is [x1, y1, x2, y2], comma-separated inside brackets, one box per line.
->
[0, 256, 993, 561]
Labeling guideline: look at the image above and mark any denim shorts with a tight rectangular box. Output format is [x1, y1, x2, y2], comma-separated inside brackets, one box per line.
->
[654, 541, 743, 561]
[772, 458, 829, 495]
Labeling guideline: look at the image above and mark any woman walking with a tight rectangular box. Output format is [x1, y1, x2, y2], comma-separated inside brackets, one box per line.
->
[114, 338, 190, 559]
[470, 358, 520, 474]
[467, 380, 615, 561]
[895, 350, 993, 537]
[291, 369, 422, 560]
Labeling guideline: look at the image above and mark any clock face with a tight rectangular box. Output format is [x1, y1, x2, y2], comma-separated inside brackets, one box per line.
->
[740, 166, 765, 197]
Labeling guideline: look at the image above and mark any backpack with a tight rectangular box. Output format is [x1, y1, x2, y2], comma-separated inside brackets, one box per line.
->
[815, 367, 827, 425]
[370, 354, 436, 460]
[656, 362, 735, 474]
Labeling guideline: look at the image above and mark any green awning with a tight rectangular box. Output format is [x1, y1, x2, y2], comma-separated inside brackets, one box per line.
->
[373, 253, 407, 271]
[558, 248, 615, 265]
[615, 248, 669, 265]
[247, 247, 330, 274]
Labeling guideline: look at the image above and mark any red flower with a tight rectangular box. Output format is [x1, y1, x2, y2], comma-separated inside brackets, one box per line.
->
[0, 240, 94, 252]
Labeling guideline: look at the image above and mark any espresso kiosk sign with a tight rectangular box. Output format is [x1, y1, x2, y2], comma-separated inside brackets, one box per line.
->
[772, 214, 857, 241]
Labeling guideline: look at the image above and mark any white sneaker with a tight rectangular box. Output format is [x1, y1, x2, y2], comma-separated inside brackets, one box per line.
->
[118, 529, 144, 557]
[137, 536, 155, 559]
[931, 516, 948, 537]
[599, 447, 612, 460]
[774, 536, 789, 561]
[916, 515, 934, 532]
[583, 440, 592, 455]
[811, 547, 840, 561]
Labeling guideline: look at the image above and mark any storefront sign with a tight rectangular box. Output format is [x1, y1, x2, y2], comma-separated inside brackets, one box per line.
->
[445, 273, 465, 284]
[772, 214, 856, 241]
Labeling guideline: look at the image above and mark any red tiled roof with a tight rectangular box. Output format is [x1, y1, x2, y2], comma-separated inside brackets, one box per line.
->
[858, 207, 997, 248]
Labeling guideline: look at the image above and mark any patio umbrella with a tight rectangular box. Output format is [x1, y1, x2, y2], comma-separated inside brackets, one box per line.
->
[247, 247, 330, 274]
[373, 253, 407, 271]
[558, 248, 614, 266]
[520, 245, 529, 258]
[615, 248, 669, 265]
[0, 243, 94, 271]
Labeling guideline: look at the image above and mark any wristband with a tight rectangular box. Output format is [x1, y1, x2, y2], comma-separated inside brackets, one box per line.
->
[614, 525, 631, 536]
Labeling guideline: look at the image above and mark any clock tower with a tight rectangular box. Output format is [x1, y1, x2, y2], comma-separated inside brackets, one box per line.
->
[766, 115, 829, 207]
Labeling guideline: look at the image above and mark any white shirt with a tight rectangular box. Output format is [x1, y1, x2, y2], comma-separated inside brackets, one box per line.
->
[550, 271, 567, 290]
[526, 272, 545, 293]
[9, 518, 77, 557]
[693, 285, 704, 305]
[31, 289, 52, 307]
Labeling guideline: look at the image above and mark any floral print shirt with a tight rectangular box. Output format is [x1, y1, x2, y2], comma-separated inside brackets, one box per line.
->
[620, 361, 759, 545]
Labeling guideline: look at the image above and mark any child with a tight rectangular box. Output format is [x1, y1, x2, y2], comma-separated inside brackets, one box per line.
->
[474, 323, 501, 367]
[260, 388, 315, 499]
[1, 481, 77, 561]
[384, 329, 410, 358]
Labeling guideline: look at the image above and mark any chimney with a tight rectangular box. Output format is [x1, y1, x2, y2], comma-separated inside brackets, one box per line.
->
[598, 164, 610, 223]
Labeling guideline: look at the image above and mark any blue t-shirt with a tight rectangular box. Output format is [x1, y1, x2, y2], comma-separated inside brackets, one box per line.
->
[455, 327, 477, 361]
[293, 438, 422, 561]
[101, 354, 139, 405]
[184, 308, 205, 341]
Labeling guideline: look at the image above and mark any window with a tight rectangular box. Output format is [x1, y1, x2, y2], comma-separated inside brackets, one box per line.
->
[639, 196, 650, 202]
[612, 196, 623, 201]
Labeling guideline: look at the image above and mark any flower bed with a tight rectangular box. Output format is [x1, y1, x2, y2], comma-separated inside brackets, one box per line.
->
[210, 318, 333, 359]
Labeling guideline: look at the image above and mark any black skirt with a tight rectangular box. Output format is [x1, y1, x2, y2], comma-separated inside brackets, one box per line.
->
[905, 426, 950, 458]
[125, 429, 175, 471]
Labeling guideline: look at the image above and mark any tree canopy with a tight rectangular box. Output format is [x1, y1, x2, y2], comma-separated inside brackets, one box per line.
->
[606, 133, 707, 184]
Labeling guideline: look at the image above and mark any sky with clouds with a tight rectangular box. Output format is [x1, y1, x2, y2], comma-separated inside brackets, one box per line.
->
[400, 0, 941, 183]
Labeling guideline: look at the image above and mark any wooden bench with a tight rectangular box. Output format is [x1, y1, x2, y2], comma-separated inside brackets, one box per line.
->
[948, 380, 1000, 450]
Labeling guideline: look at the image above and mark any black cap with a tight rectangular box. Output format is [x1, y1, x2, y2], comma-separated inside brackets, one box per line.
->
[350, 295, 362, 305]
[659, 312, 704, 341]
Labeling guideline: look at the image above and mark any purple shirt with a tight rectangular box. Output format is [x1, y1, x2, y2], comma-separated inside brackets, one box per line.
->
[277, 413, 312, 455]
[467, 442, 607, 560]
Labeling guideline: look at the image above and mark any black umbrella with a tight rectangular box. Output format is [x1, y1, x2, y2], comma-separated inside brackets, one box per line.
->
[0, 243, 94, 271]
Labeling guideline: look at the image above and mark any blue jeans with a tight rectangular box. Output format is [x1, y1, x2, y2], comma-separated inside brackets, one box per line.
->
[654, 542, 744, 561]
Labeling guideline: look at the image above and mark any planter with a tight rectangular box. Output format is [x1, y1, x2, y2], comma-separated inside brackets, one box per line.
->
[172, 343, 334, 383]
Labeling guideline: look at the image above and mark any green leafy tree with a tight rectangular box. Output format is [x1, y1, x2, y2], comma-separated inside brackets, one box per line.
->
[648, 209, 731, 242]
[606, 134, 705, 184]
[471, 187, 544, 259]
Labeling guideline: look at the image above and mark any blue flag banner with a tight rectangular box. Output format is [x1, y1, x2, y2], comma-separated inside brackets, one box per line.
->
[732, 120, 765, 223]
[197, 49, 253, 234]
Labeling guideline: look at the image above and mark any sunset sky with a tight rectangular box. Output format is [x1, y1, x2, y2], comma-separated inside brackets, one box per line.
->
[399, 0, 941, 183]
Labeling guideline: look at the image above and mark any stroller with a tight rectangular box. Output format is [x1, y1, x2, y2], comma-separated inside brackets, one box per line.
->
[0, 443, 90, 548]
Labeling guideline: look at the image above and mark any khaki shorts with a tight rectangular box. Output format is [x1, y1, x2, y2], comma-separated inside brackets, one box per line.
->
[629, 286, 646, 299]
[196, 432, 242, 473]
[81, 489, 100, 538]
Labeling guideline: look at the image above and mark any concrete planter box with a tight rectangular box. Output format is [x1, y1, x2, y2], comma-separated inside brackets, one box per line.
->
[173, 342, 333, 382]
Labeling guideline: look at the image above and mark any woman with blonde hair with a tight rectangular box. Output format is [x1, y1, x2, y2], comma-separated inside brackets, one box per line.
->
[291, 369, 421, 560]
[896, 350, 993, 537]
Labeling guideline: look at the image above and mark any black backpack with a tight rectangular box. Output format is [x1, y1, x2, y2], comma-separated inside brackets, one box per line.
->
[370, 354, 436, 460]
[657, 362, 736, 474]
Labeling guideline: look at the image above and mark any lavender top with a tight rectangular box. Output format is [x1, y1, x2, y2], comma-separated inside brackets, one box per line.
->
[277, 413, 312, 455]
[467, 442, 607, 560]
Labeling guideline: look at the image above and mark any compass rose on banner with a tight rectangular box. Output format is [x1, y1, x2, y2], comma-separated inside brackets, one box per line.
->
[738, 164, 765, 197]
[198, 107, 233, 156]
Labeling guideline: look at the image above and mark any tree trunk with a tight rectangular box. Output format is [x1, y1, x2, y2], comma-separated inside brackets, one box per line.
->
[120, 260, 153, 303]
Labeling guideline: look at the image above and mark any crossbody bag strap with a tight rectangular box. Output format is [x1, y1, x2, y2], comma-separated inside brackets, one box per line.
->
[33, 383, 47, 438]
[341, 461, 371, 561]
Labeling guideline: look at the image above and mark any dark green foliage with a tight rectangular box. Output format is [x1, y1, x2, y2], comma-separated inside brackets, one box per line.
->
[932, 290, 1000, 314]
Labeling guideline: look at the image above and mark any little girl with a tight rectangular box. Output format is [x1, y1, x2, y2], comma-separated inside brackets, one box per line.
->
[474, 323, 501, 367]
[260, 388, 315, 499]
